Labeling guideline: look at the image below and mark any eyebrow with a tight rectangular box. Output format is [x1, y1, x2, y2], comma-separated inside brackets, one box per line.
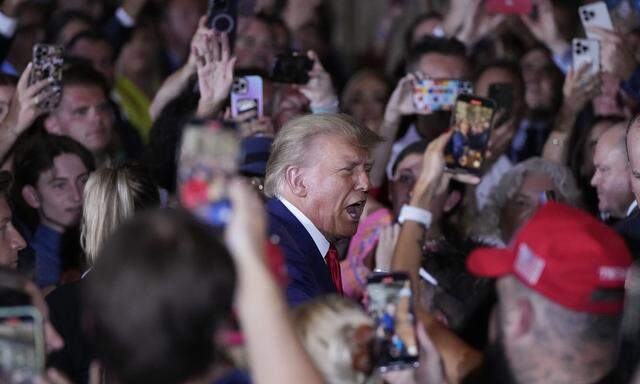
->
[47, 177, 68, 185]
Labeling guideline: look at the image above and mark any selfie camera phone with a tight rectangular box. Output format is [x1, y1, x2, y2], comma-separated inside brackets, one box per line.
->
[207, 0, 238, 48]
[365, 272, 419, 372]
[572, 38, 600, 77]
[178, 121, 240, 227]
[412, 79, 473, 114]
[28, 44, 63, 112]
[231, 75, 263, 119]
[0, 306, 45, 384]
[444, 94, 496, 175]
[488, 83, 514, 127]
[270, 54, 314, 84]
[579, 1, 614, 39]
[485, 0, 533, 14]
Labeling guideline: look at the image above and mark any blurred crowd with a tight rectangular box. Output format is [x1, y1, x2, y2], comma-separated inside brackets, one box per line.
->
[0, 0, 640, 383]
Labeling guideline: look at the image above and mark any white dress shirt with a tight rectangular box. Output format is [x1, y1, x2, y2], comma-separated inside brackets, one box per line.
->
[279, 197, 330, 261]
[628, 200, 639, 217]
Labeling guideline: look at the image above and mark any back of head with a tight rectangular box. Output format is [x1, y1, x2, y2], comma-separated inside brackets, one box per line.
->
[81, 163, 160, 265]
[264, 113, 382, 197]
[84, 209, 236, 384]
[292, 295, 373, 384]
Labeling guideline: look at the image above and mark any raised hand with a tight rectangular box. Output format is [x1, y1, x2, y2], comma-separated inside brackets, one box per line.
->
[587, 27, 637, 81]
[6, 63, 56, 135]
[297, 50, 338, 110]
[194, 30, 237, 119]
[562, 63, 602, 115]
[520, 0, 569, 55]
[456, 0, 506, 46]
[383, 72, 421, 125]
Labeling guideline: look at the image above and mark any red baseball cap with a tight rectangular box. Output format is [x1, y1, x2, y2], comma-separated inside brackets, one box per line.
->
[467, 202, 632, 314]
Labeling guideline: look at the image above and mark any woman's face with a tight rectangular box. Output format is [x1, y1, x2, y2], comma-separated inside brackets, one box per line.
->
[342, 74, 388, 130]
[499, 173, 558, 243]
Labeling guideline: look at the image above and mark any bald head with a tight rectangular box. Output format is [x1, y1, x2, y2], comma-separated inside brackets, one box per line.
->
[591, 123, 634, 218]
[626, 115, 640, 207]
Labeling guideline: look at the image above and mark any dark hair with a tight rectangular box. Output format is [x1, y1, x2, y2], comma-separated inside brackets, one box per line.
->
[11, 132, 95, 230]
[61, 61, 110, 98]
[45, 10, 93, 44]
[66, 29, 114, 61]
[0, 73, 18, 87]
[404, 11, 443, 50]
[474, 60, 525, 95]
[0, 171, 13, 201]
[391, 140, 427, 178]
[406, 36, 468, 71]
[84, 209, 236, 384]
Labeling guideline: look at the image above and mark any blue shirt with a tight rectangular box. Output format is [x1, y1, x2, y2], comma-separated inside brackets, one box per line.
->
[30, 224, 62, 288]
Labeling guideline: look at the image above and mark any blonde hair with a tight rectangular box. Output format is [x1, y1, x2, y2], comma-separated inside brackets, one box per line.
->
[292, 295, 377, 384]
[81, 164, 160, 265]
[264, 113, 382, 197]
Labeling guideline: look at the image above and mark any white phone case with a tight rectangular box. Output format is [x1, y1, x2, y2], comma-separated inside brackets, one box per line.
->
[572, 38, 600, 77]
[579, 2, 614, 39]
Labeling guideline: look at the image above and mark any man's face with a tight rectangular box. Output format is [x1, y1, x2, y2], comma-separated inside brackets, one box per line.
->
[500, 172, 557, 243]
[591, 132, 633, 218]
[300, 134, 372, 239]
[627, 122, 640, 207]
[50, 85, 114, 155]
[0, 197, 26, 268]
[235, 17, 275, 71]
[581, 121, 614, 178]
[69, 39, 114, 86]
[389, 153, 423, 218]
[29, 154, 89, 233]
[592, 73, 626, 118]
[520, 49, 557, 112]
[343, 74, 388, 129]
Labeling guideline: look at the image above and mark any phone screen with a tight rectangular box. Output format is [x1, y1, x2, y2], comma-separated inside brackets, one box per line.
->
[444, 94, 496, 174]
[365, 272, 419, 372]
[178, 121, 240, 227]
[231, 76, 263, 119]
[412, 79, 473, 114]
[0, 306, 45, 384]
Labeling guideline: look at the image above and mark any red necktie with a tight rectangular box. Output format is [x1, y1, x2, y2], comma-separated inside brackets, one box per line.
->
[326, 245, 344, 295]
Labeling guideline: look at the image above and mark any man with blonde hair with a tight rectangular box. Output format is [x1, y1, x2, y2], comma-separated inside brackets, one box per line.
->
[265, 113, 381, 306]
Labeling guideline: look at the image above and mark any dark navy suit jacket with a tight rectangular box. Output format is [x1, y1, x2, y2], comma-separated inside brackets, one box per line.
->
[615, 207, 640, 258]
[266, 198, 336, 307]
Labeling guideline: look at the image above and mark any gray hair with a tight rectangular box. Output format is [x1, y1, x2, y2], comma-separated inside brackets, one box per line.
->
[264, 113, 382, 197]
[471, 157, 583, 242]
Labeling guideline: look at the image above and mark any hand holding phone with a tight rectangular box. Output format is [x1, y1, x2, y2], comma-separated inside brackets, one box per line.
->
[444, 94, 496, 174]
[572, 38, 600, 77]
[28, 44, 63, 112]
[270, 54, 314, 84]
[178, 121, 240, 227]
[366, 272, 419, 371]
[0, 306, 45, 383]
[579, 1, 614, 39]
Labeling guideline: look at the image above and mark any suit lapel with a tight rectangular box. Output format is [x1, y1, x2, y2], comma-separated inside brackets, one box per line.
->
[267, 198, 336, 293]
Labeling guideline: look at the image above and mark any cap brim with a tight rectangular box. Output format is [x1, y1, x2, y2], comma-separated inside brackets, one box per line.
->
[467, 247, 515, 278]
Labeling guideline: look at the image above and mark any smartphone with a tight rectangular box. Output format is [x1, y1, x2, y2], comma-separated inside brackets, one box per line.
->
[579, 1, 614, 39]
[28, 44, 63, 112]
[270, 54, 313, 84]
[485, 0, 532, 14]
[231, 76, 263, 119]
[572, 38, 600, 77]
[178, 120, 240, 227]
[488, 83, 514, 127]
[0, 306, 45, 384]
[444, 94, 496, 174]
[207, 0, 237, 48]
[412, 79, 473, 114]
[365, 272, 419, 372]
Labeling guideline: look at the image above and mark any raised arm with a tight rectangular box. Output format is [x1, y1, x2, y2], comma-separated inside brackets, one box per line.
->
[225, 180, 324, 384]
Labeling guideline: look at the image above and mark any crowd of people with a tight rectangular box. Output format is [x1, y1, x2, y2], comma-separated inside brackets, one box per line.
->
[0, 0, 640, 382]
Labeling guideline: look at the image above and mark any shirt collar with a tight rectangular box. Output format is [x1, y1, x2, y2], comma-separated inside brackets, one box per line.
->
[278, 197, 330, 259]
[628, 200, 639, 217]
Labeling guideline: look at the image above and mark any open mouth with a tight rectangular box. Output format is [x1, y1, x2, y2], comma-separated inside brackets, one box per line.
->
[345, 200, 366, 222]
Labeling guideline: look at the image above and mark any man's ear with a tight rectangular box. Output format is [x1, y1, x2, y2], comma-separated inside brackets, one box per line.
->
[43, 115, 62, 135]
[22, 185, 40, 209]
[513, 298, 534, 338]
[284, 166, 307, 197]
